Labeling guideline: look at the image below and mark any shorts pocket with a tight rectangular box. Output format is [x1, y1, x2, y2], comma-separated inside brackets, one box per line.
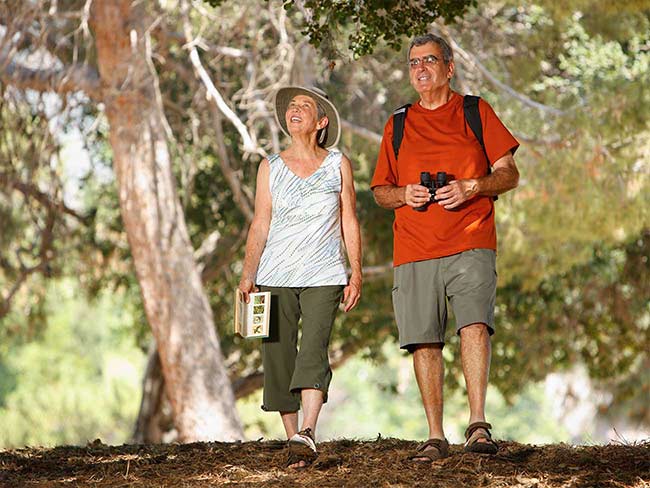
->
[392, 265, 403, 293]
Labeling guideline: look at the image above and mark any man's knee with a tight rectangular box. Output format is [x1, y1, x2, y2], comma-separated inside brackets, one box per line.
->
[412, 342, 444, 359]
[459, 323, 490, 339]
[412, 342, 444, 351]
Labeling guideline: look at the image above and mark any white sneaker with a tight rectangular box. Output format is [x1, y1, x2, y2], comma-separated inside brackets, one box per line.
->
[289, 428, 316, 453]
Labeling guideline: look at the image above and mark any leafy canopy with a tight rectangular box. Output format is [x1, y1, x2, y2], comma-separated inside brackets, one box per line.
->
[204, 0, 475, 56]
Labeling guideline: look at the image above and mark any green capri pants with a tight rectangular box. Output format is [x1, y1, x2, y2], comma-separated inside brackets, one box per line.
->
[258, 285, 344, 412]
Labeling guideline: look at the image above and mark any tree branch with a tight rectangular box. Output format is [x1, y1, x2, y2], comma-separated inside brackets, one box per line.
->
[447, 35, 565, 116]
[180, 0, 262, 156]
[0, 55, 101, 99]
[340, 119, 382, 145]
[0, 207, 57, 320]
[0, 172, 89, 222]
[194, 230, 222, 263]
[360, 263, 392, 280]
[513, 131, 564, 147]
[435, 25, 564, 116]
[208, 100, 255, 222]
[198, 230, 247, 285]
[231, 372, 263, 399]
[0, 262, 42, 319]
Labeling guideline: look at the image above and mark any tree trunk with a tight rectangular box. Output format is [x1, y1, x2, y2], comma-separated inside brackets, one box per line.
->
[133, 342, 174, 443]
[90, 1, 243, 441]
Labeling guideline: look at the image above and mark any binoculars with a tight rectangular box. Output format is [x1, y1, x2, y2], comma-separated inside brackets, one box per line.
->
[414, 171, 447, 212]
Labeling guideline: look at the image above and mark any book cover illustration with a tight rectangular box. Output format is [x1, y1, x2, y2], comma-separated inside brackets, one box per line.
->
[234, 290, 270, 339]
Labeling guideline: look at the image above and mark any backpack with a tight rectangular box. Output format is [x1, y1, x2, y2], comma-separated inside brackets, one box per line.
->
[391, 95, 495, 200]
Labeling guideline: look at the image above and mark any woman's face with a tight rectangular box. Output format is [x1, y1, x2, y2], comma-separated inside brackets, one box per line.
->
[285, 94, 328, 137]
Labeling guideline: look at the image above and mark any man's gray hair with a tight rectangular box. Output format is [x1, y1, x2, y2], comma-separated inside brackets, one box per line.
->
[408, 34, 453, 64]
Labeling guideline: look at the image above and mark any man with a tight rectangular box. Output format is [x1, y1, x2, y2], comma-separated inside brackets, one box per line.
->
[371, 34, 519, 461]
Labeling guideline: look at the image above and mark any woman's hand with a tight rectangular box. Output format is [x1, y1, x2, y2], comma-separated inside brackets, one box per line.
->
[341, 275, 361, 312]
[238, 277, 258, 303]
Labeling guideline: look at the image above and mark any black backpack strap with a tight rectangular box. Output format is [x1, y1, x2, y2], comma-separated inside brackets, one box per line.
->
[392, 103, 411, 160]
[463, 95, 488, 169]
[464, 95, 497, 200]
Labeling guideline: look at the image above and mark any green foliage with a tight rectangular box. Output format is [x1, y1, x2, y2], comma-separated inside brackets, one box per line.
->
[451, 3, 650, 287]
[0, 280, 145, 448]
[535, 0, 650, 41]
[494, 231, 650, 416]
[0, 92, 66, 336]
[289, 0, 474, 57]
[203, 0, 474, 57]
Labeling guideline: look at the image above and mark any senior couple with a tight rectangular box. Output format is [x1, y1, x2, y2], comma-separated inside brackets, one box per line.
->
[238, 33, 520, 468]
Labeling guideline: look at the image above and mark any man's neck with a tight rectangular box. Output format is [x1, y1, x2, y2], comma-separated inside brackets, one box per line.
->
[418, 87, 453, 110]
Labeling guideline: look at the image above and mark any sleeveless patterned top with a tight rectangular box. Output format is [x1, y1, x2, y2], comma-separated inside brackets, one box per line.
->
[256, 151, 348, 287]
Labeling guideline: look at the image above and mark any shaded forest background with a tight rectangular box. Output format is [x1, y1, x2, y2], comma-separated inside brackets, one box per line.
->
[0, 0, 649, 448]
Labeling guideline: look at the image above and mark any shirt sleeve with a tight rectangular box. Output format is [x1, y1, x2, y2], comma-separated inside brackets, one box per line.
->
[370, 117, 398, 189]
[479, 99, 520, 165]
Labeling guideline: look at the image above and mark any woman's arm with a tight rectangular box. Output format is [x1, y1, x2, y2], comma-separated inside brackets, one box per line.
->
[340, 154, 362, 312]
[238, 158, 272, 302]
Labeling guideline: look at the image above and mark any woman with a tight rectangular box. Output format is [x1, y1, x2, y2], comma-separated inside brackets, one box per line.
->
[238, 86, 362, 468]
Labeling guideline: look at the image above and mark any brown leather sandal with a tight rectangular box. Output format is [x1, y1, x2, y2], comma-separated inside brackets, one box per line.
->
[464, 421, 498, 454]
[407, 438, 449, 462]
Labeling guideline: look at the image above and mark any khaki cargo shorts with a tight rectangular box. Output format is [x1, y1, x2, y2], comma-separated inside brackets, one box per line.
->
[392, 248, 496, 352]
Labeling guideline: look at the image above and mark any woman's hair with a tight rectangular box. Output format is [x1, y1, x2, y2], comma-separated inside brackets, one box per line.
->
[408, 34, 453, 64]
[315, 102, 329, 148]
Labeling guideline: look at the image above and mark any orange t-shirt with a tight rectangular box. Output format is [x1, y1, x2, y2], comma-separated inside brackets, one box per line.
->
[370, 92, 519, 267]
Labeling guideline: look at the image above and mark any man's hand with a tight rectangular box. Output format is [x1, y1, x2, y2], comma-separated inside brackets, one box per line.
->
[237, 277, 258, 303]
[434, 179, 478, 210]
[341, 275, 361, 312]
[404, 184, 431, 209]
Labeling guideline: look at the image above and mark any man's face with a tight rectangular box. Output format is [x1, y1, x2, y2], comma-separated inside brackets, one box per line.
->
[285, 95, 327, 135]
[408, 42, 454, 95]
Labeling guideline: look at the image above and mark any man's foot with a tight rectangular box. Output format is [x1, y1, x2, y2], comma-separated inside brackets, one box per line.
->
[407, 438, 449, 462]
[287, 428, 317, 469]
[464, 421, 498, 454]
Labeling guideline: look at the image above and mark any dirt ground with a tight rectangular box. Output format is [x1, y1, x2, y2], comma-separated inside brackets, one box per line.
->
[1, 438, 648, 487]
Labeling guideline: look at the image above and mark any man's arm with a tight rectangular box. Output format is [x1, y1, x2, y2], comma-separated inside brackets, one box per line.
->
[340, 155, 362, 312]
[434, 152, 519, 210]
[373, 183, 432, 210]
[238, 158, 272, 302]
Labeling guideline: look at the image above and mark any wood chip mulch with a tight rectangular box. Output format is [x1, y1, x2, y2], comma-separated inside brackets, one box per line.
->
[1, 437, 649, 487]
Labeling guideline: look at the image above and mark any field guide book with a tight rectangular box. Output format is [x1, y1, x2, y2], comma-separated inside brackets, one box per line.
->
[234, 289, 271, 339]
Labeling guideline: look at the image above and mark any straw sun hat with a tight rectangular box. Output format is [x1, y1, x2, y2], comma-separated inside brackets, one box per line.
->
[274, 86, 341, 148]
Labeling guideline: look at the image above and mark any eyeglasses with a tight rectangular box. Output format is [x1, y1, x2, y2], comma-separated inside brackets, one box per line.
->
[408, 54, 441, 69]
